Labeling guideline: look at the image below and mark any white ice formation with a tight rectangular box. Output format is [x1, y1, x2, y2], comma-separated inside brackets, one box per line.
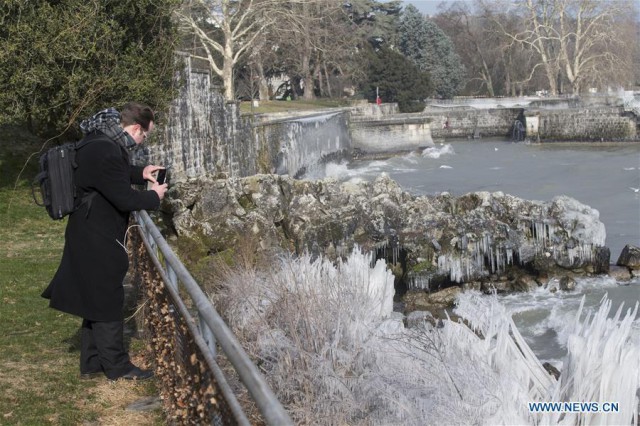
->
[214, 248, 638, 425]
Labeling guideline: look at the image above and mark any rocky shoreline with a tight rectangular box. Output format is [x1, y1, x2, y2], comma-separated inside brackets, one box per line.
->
[164, 173, 639, 317]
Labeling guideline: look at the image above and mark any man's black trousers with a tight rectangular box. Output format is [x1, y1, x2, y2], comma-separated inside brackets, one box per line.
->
[80, 319, 132, 379]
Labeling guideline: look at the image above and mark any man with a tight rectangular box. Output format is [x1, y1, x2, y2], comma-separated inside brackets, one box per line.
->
[42, 102, 168, 381]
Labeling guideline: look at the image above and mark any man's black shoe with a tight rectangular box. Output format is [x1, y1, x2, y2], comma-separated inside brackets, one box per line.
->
[115, 366, 154, 381]
[80, 371, 104, 380]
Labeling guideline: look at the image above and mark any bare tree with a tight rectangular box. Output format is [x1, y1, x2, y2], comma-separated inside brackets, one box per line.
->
[436, 2, 499, 96]
[175, 0, 277, 101]
[272, 0, 350, 100]
[251, 0, 397, 101]
[234, 33, 274, 101]
[557, 0, 632, 94]
[437, 1, 545, 97]
[493, 0, 562, 94]
[491, 4, 545, 96]
[250, 36, 272, 101]
[494, 0, 633, 95]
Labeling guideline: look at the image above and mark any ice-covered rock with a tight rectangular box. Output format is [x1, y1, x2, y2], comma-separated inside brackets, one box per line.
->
[165, 173, 610, 289]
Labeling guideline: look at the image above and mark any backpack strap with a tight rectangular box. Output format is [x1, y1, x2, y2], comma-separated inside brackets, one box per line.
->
[80, 191, 97, 218]
[73, 134, 110, 218]
[31, 171, 47, 206]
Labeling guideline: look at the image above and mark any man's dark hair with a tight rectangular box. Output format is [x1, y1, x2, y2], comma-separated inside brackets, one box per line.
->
[120, 102, 155, 131]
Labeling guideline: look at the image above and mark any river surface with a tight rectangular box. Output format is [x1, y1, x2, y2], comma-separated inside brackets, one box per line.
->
[310, 139, 640, 365]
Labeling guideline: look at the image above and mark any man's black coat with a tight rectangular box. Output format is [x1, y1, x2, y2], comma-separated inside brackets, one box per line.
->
[42, 132, 160, 321]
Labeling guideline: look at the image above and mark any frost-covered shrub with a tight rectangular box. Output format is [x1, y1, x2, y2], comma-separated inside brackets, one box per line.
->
[212, 248, 639, 425]
[214, 248, 399, 424]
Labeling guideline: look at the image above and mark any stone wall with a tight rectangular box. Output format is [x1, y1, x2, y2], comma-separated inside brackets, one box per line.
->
[525, 107, 637, 142]
[423, 107, 523, 140]
[420, 98, 639, 143]
[148, 60, 351, 181]
[350, 116, 434, 153]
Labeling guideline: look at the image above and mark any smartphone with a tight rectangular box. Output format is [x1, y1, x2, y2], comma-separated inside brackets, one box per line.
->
[147, 169, 168, 190]
[156, 169, 167, 185]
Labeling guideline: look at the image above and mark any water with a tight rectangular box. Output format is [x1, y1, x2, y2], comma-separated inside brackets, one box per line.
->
[311, 139, 640, 364]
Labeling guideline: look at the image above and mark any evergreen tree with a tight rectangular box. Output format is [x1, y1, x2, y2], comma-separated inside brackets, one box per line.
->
[398, 4, 465, 99]
[359, 45, 430, 112]
[0, 0, 181, 139]
[344, 0, 402, 47]
[397, 3, 429, 68]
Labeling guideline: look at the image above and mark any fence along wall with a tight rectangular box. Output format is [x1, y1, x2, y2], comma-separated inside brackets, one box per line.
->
[130, 211, 293, 425]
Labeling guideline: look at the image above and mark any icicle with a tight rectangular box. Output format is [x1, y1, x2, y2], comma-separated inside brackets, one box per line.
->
[409, 274, 431, 290]
[461, 234, 468, 251]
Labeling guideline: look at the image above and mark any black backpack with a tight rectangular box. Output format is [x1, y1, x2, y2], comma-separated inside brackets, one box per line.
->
[32, 139, 97, 220]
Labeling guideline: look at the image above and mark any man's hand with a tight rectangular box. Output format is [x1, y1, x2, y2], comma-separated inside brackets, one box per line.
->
[143, 165, 164, 183]
[151, 182, 168, 200]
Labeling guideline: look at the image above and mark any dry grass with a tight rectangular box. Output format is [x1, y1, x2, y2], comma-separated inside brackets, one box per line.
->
[87, 379, 159, 426]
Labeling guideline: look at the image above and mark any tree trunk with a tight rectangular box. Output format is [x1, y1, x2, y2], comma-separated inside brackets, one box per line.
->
[317, 65, 324, 97]
[301, 38, 314, 100]
[323, 62, 333, 98]
[557, 71, 563, 94]
[223, 31, 235, 101]
[526, 0, 558, 95]
[255, 60, 270, 100]
[224, 62, 234, 101]
[502, 70, 510, 97]
[483, 65, 495, 97]
[539, 55, 557, 95]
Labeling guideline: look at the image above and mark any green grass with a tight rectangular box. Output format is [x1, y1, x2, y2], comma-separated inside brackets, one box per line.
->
[0, 179, 98, 424]
[0, 128, 162, 425]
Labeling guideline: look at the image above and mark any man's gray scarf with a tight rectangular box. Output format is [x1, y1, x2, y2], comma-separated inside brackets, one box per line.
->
[79, 107, 136, 150]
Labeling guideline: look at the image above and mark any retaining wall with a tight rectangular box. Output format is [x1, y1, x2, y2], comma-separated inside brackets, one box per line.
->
[350, 116, 434, 153]
[149, 66, 351, 181]
[150, 62, 639, 181]
[423, 108, 523, 140]
[525, 108, 637, 142]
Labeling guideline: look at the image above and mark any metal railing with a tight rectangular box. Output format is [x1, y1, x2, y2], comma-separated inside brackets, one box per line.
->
[132, 210, 293, 425]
